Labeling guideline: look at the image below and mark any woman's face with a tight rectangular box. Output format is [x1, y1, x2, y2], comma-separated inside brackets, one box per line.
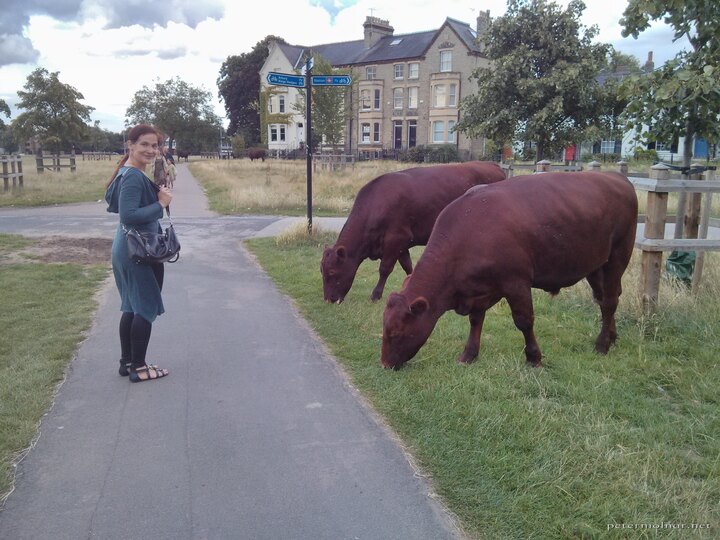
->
[128, 133, 159, 167]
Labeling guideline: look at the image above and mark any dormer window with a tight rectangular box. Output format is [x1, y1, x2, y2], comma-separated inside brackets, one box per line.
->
[390, 38, 402, 45]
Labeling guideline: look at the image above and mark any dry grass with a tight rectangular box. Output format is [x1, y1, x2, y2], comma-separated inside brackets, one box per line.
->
[187, 158, 414, 216]
[0, 155, 118, 207]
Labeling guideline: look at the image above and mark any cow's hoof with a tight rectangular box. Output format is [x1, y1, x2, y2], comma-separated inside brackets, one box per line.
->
[457, 354, 476, 365]
[527, 360, 545, 368]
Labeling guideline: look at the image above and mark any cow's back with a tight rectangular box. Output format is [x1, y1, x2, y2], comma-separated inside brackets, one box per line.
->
[424, 172, 638, 290]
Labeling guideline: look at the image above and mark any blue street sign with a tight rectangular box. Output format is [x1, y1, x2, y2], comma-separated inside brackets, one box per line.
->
[311, 75, 352, 86]
[266, 72, 305, 88]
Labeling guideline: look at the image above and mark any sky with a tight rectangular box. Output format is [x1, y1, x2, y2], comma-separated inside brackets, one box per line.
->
[0, 0, 690, 133]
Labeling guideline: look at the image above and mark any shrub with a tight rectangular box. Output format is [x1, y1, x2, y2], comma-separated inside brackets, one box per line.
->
[634, 147, 658, 162]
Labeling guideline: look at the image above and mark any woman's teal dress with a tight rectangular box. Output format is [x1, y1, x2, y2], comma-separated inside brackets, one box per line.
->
[105, 166, 165, 322]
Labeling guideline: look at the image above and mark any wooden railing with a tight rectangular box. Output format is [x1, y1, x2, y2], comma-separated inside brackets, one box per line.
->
[1, 154, 23, 191]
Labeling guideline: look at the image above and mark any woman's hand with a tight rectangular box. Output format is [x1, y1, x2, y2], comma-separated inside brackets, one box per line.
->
[158, 186, 173, 208]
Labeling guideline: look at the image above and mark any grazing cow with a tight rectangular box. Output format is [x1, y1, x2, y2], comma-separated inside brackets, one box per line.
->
[247, 148, 267, 162]
[176, 150, 190, 162]
[321, 161, 506, 303]
[381, 171, 638, 370]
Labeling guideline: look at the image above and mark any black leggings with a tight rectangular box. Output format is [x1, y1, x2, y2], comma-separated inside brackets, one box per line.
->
[119, 264, 164, 369]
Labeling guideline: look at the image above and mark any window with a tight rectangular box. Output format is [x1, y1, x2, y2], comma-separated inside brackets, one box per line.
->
[374, 89, 381, 109]
[268, 97, 273, 113]
[393, 88, 403, 109]
[433, 85, 446, 107]
[408, 87, 418, 109]
[448, 84, 457, 107]
[373, 122, 380, 142]
[433, 121, 445, 143]
[360, 89, 371, 111]
[270, 124, 286, 142]
[361, 123, 371, 143]
[440, 51, 452, 72]
[390, 38, 403, 45]
[448, 120, 456, 143]
[600, 140, 617, 154]
[366, 66, 376, 80]
[279, 95, 285, 113]
[408, 62, 419, 79]
[394, 64, 404, 79]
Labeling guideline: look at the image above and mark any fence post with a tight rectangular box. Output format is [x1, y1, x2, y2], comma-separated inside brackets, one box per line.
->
[588, 160, 601, 172]
[691, 169, 714, 294]
[616, 161, 628, 176]
[16, 154, 23, 188]
[641, 164, 670, 315]
[683, 163, 703, 239]
[70, 147, 77, 172]
[536, 159, 551, 173]
[2, 156, 7, 191]
[36, 148, 44, 174]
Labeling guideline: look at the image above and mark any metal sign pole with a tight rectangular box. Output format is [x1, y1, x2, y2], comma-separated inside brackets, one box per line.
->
[306, 58, 313, 234]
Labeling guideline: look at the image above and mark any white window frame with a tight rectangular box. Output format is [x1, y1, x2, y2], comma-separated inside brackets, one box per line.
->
[433, 85, 446, 107]
[270, 125, 277, 142]
[440, 51, 452, 72]
[408, 62, 419, 79]
[268, 97, 274, 113]
[279, 95, 285, 113]
[432, 121, 444, 143]
[448, 120, 456, 143]
[374, 89, 381, 109]
[600, 140, 616, 153]
[394, 64, 404, 79]
[366, 66, 376, 80]
[408, 87, 418, 109]
[393, 88, 403, 110]
[360, 89, 371, 111]
[279, 125, 286, 141]
[373, 122, 380, 143]
[361, 123, 371, 144]
[448, 84, 457, 107]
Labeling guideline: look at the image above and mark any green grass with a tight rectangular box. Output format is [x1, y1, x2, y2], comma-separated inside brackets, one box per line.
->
[245, 236, 719, 539]
[0, 234, 109, 500]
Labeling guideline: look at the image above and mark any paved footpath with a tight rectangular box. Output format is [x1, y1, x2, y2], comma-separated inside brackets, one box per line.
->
[0, 164, 462, 540]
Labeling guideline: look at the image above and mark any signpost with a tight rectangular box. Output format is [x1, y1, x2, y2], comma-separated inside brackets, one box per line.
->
[265, 61, 352, 233]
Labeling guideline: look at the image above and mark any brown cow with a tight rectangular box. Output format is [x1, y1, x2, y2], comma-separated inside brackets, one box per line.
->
[247, 148, 267, 161]
[381, 171, 638, 369]
[321, 161, 506, 303]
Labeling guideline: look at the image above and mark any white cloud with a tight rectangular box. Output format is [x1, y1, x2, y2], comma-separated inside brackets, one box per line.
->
[0, 0, 690, 132]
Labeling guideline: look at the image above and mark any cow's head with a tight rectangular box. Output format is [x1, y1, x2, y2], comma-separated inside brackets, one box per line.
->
[320, 245, 357, 303]
[381, 292, 437, 369]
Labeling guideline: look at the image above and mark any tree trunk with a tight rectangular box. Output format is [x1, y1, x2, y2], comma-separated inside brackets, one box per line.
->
[536, 139, 545, 162]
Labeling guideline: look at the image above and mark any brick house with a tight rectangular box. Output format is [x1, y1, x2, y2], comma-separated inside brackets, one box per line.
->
[259, 13, 493, 159]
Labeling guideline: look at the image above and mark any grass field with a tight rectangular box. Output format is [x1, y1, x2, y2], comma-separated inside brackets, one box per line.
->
[0, 234, 109, 502]
[245, 228, 719, 539]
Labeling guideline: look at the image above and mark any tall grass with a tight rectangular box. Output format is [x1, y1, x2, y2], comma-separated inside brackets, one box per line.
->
[188, 159, 412, 216]
[245, 232, 720, 539]
[0, 155, 118, 207]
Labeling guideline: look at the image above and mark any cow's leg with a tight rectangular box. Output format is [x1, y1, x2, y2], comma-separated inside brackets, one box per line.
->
[398, 250, 413, 275]
[586, 269, 604, 304]
[594, 256, 629, 354]
[458, 309, 486, 364]
[370, 255, 397, 302]
[505, 285, 542, 366]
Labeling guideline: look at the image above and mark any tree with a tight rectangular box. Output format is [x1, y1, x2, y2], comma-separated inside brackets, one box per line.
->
[457, 0, 609, 160]
[620, 0, 720, 167]
[12, 68, 94, 152]
[126, 77, 222, 151]
[292, 54, 352, 149]
[0, 98, 10, 129]
[217, 35, 284, 144]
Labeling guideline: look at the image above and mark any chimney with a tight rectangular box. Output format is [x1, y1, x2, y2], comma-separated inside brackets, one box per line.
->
[476, 10, 491, 51]
[363, 16, 393, 49]
[643, 51, 654, 73]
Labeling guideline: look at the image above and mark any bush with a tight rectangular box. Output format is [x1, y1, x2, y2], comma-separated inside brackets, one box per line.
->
[398, 146, 426, 163]
[634, 148, 658, 162]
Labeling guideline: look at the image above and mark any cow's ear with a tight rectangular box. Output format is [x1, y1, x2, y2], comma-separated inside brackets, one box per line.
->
[409, 297, 429, 316]
[336, 246, 347, 259]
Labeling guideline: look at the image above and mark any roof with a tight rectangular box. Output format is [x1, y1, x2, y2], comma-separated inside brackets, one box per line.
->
[275, 17, 483, 69]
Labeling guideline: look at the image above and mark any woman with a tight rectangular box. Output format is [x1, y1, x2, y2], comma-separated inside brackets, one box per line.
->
[105, 124, 173, 382]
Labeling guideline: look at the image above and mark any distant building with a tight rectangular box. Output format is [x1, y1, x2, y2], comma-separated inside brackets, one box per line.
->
[259, 13, 494, 159]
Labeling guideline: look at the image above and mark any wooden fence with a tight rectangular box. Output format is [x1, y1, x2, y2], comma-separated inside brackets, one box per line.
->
[1, 154, 23, 191]
[313, 154, 355, 172]
[501, 159, 584, 176]
[81, 152, 115, 160]
[35, 150, 76, 173]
